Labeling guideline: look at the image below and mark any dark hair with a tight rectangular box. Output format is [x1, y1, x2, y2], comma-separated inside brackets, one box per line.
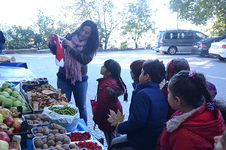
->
[142, 59, 165, 84]
[104, 59, 128, 101]
[166, 58, 190, 81]
[130, 59, 145, 81]
[70, 20, 100, 55]
[168, 70, 212, 108]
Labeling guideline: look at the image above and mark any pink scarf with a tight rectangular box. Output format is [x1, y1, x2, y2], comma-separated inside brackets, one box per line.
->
[64, 34, 87, 84]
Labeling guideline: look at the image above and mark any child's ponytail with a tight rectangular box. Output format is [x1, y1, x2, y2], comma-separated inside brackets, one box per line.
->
[191, 71, 215, 111]
[119, 77, 128, 102]
[104, 59, 128, 101]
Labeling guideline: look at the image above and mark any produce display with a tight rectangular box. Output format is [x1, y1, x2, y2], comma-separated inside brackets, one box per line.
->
[24, 114, 50, 125]
[0, 77, 106, 150]
[21, 80, 69, 111]
[0, 82, 30, 114]
[33, 134, 70, 149]
[73, 140, 103, 150]
[66, 131, 91, 142]
[49, 105, 78, 116]
[32, 123, 66, 137]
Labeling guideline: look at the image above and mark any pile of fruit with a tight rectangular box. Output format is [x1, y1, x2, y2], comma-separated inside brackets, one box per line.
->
[0, 82, 29, 114]
[0, 132, 19, 150]
[66, 131, 91, 142]
[0, 107, 23, 150]
[75, 141, 102, 150]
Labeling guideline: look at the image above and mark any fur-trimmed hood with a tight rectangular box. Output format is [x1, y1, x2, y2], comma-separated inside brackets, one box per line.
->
[97, 77, 123, 98]
[167, 102, 226, 142]
[156, 102, 226, 150]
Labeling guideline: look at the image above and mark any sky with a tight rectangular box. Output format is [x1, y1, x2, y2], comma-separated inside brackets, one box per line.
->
[0, 0, 204, 47]
[0, 0, 203, 30]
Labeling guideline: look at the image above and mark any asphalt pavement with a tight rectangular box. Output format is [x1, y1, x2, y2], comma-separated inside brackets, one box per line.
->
[5, 49, 226, 148]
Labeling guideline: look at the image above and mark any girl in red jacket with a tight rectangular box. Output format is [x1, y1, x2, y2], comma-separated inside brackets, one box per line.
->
[157, 70, 226, 150]
[93, 59, 127, 149]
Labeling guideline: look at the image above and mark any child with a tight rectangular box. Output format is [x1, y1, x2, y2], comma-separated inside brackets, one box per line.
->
[161, 58, 190, 119]
[130, 59, 145, 89]
[162, 58, 218, 119]
[110, 59, 168, 150]
[214, 129, 226, 150]
[156, 70, 226, 150]
[93, 59, 128, 149]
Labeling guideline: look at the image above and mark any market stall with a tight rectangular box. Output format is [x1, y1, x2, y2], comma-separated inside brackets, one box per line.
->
[0, 64, 106, 150]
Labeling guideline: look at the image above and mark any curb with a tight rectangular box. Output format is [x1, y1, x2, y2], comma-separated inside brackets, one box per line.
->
[4, 48, 151, 54]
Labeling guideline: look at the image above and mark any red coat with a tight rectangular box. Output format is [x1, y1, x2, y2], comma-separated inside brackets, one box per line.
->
[93, 77, 123, 132]
[156, 103, 226, 150]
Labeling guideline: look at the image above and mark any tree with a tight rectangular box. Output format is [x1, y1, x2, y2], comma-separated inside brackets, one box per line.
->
[61, 0, 123, 49]
[33, 10, 56, 49]
[168, 0, 226, 35]
[4, 26, 35, 49]
[121, 0, 156, 48]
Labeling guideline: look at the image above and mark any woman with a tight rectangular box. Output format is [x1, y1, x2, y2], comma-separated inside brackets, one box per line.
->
[48, 20, 100, 124]
[0, 30, 5, 55]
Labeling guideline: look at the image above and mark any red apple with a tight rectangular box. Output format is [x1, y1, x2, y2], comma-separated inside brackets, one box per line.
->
[12, 118, 22, 133]
[4, 117, 14, 127]
[0, 131, 10, 143]
[7, 127, 14, 134]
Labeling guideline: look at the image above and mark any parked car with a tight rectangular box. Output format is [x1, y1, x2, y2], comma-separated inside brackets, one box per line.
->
[157, 29, 208, 55]
[192, 36, 226, 56]
[209, 38, 226, 60]
[153, 31, 165, 52]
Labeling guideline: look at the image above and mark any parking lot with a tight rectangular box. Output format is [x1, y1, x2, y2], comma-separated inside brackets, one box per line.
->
[7, 49, 226, 147]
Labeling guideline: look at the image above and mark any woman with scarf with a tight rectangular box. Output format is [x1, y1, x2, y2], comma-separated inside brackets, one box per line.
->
[48, 20, 100, 124]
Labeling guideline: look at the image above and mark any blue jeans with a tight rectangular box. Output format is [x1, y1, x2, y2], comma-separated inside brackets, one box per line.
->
[57, 77, 88, 124]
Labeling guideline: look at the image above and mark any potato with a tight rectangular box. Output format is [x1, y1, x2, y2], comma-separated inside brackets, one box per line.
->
[42, 144, 48, 149]
[47, 139, 55, 147]
[62, 144, 69, 150]
[55, 135, 63, 142]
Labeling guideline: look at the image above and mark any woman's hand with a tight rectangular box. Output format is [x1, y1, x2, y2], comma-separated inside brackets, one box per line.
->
[64, 40, 74, 49]
[48, 34, 55, 45]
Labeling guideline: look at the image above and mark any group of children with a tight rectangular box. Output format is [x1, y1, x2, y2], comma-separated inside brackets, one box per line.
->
[92, 58, 226, 150]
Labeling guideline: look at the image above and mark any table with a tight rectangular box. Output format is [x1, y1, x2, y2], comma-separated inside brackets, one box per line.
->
[0, 64, 107, 150]
[23, 119, 107, 150]
[0, 65, 36, 86]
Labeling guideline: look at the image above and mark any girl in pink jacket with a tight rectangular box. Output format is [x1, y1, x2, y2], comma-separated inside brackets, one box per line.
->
[157, 70, 226, 150]
[93, 59, 127, 149]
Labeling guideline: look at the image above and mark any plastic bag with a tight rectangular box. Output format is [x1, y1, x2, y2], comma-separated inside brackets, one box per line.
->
[90, 98, 97, 115]
[90, 94, 97, 115]
[42, 104, 79, 132]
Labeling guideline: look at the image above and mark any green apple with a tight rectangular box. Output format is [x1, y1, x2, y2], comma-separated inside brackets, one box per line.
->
[22, 106, 28, 112]
[0, 91, 10, 98]
[2, 83, 12, 89]
[13, 100, 22, 107]
[0, 95, 6, 105]
[2, 98, 13, 109]
[11, 91, 20, 97]
[10, 87, 18, 91]
[9, 96, 16, 102]
[3, 88, 12, 95]
[0, 114, 3, 123]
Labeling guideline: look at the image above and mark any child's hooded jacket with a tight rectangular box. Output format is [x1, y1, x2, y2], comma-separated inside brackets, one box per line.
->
[118, 81, 168, 150]
[156, 102, 226, 150]
[93, 77, 123, 132]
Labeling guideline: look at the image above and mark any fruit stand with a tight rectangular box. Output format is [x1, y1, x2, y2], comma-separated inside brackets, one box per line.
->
[0, 64, 107, 150]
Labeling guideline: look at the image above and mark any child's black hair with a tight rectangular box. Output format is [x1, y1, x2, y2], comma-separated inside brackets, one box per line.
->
[142, 59, 165, 84]
[168, 70, 212, 108]
[130, 59, 145, 81]
[104, 59, 128, 101]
